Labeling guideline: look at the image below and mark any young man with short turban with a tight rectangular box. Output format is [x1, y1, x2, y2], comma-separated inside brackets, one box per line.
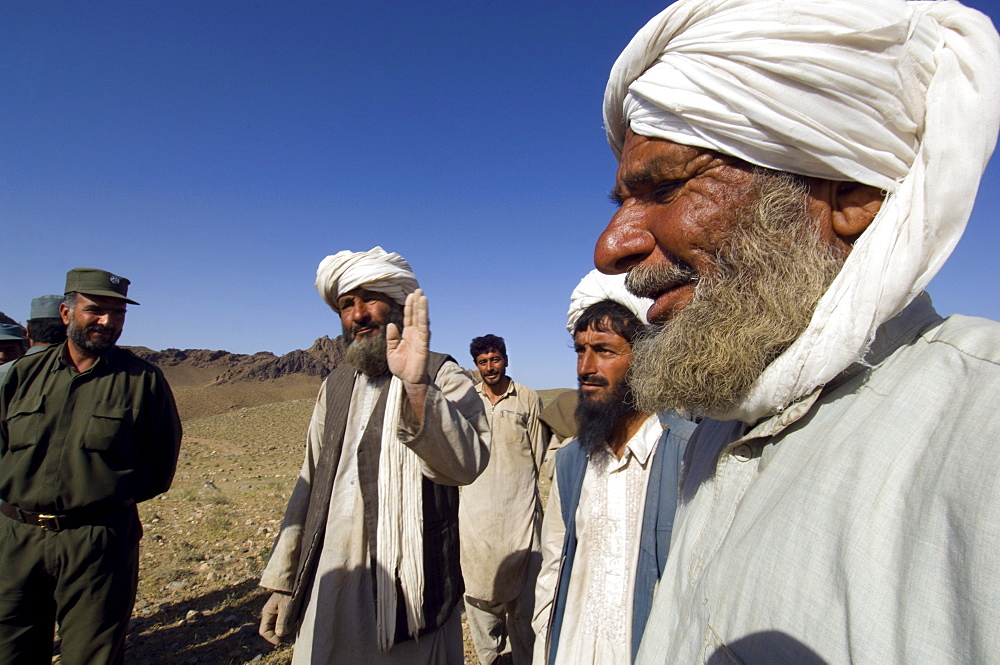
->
[258, 247, 490, 664]
[595, 0, 1000, 663]
[533, 271, 694, 665]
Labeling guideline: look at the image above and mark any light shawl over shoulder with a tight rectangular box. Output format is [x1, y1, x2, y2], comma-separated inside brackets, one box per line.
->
[604, 0, 1000, 423]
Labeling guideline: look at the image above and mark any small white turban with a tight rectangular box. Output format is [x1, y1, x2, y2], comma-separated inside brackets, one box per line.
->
[567, 269, 653, 333]
[604, 0, 1000, 422]
[315, 247, 419, 312]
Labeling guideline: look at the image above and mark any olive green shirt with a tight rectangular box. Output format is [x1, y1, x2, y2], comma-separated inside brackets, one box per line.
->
[0, 342, 182, 513]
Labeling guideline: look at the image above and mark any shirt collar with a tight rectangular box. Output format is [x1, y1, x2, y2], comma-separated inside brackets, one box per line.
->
[620, 412, 663, 466]
[740, 292, 944, 443]
[477, 376, 516, 401]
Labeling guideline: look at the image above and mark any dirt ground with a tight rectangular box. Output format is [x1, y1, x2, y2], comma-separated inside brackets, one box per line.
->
[110, 372, 564, 664]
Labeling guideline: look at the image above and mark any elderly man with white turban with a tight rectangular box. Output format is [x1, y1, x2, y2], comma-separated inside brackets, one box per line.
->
[532, 270, 694, 665]
[594, 0, 1000, 663]
[258, 247, 490, 664]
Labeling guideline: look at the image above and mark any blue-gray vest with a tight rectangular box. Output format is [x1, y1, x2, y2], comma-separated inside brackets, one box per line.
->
[547, 412, 695, 664]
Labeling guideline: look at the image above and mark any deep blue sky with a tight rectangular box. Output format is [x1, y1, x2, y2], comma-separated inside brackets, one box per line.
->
[3, 1, 998, 390]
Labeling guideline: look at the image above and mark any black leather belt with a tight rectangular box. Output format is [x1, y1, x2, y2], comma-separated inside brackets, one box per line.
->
[0, 500, 132, 532]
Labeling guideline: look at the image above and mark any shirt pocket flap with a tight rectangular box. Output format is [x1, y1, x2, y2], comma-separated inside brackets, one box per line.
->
[83, 405, 134, 452]
[5, 395, 45, 451]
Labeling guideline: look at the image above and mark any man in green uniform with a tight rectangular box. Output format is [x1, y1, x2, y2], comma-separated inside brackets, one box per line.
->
[0, 267, 182, 665]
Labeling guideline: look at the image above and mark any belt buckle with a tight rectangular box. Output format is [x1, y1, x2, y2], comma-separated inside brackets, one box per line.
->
[37, 514, 62, 531]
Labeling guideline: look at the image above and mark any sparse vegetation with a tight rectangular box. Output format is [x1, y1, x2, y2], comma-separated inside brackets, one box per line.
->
[116, 354, 568, 664]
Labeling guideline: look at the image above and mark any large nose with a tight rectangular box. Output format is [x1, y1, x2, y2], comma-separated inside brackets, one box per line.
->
[577, 349, 597, 377]
[594, 202, 656, 275]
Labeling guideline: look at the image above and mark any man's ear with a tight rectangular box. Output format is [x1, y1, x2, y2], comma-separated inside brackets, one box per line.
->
[59, 303, 71, 326]
[808, 179, 885, 246]
[832, 181, 884, 240]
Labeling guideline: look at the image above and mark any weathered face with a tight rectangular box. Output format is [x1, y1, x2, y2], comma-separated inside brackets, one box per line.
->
[475, 350, 508, 387]
[574, 326, 633, 406]
[61, 293, 126, 354]
[0, 340, 25, 363]
[337, 288, 396, 343]
[596, 130, 761, 324]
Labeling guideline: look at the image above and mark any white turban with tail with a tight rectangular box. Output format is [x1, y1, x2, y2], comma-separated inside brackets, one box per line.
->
[604, 0, 1000, 423]
[315, 246, 419, 312]
[567, 269, 653, 333]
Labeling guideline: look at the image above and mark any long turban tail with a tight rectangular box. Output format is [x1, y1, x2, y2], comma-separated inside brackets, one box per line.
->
[315, 246, 419, 311]
[567, 269, 653, 333]
[604, 0, 1000, 422]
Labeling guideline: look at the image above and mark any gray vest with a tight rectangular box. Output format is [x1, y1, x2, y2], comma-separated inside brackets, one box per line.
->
[285, 352, 462, 644]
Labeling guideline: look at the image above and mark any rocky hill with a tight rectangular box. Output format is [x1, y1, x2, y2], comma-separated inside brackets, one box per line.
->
[128, 336, 346, 385]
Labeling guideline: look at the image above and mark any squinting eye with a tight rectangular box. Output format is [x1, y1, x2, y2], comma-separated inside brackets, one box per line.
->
[654, 181, 684, 201]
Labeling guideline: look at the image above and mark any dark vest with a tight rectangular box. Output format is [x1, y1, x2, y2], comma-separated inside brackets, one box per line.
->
[285, 352, 462, 644]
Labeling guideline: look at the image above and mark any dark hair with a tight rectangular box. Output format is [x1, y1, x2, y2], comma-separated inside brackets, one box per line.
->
[469, 334, 506, 361]
[27, 318, 67, 345]
[573, 300, 644, 346]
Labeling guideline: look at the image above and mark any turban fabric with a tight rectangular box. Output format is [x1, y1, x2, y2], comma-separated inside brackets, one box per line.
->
[315, 246, 419, 312]
[566, 269, 653, 332]
[604, 0, 1000, 422]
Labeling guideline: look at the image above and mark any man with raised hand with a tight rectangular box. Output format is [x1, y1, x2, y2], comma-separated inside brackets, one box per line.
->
[595, 1, 1000, 662]
[259, 247, 490, 664]
[533, 270, 694, 665]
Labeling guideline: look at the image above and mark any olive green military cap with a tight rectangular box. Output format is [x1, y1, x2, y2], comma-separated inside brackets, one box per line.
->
[29, 295, 63, 320]
[0, 322, 27, 342]
[64, 267, 140, 305]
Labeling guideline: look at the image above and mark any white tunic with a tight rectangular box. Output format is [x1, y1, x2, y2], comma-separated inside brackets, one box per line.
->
[261, 362, 490, 664]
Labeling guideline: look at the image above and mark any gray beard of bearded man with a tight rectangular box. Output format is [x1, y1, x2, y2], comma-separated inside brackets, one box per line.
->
[574, 372, 639, 458]
[66, 316, 121, 354]
[626, 168, 846, 418]
[343, 303, 404, 377]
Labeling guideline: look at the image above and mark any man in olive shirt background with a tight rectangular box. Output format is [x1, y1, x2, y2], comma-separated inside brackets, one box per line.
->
[0, 267, 182, 665]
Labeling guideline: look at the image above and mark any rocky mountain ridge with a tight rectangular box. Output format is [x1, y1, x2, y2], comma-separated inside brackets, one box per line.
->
[128, 335, 345, 384]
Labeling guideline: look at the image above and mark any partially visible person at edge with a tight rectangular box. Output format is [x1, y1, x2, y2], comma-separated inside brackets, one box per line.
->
[0, 323, 27, 369]
[594, 1, 1000, 663]
[532, 270, 695, 665]
[460, 334, 547, 665]
[0, 267, 182, 665]
[0, 295, 66, 385]
[258, 247, 490, 664]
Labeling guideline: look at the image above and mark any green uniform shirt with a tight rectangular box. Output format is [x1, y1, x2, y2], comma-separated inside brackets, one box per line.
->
[0, 342, 182, 513]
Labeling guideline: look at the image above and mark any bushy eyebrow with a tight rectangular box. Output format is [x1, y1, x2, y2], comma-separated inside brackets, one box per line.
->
[610, 156, 687, 204]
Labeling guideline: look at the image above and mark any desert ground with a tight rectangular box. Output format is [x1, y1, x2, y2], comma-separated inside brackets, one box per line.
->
[109, 360, 566, 665]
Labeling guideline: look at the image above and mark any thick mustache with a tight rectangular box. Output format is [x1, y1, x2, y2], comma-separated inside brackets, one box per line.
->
[578, 376, 609, 388]
[87, 325, 116, 335]
[625, 262, 698, 299]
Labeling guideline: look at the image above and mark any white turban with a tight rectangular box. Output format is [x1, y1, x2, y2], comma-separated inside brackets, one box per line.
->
[315, 246, 419, 312]
[567, 269, 653, 333]
[604, 0, 1000, 422]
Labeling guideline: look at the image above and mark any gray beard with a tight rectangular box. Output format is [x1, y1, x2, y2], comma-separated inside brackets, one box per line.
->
[345, 333, 389, 377]
[342, 305, 404, 377]
[626, 169, 846, 418]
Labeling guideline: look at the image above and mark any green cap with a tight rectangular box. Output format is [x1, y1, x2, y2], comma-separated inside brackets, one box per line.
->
[0, 323, 27, 342]
[64, 267, 140, 305]
[29, 295, 64, 320]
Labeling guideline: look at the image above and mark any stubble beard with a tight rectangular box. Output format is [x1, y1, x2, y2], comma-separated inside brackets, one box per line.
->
[343, 306, 404, 377]
[626, 169, 846, 418]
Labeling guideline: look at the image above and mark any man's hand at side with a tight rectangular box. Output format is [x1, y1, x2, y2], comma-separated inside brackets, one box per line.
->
[259, 591, 292, 645]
